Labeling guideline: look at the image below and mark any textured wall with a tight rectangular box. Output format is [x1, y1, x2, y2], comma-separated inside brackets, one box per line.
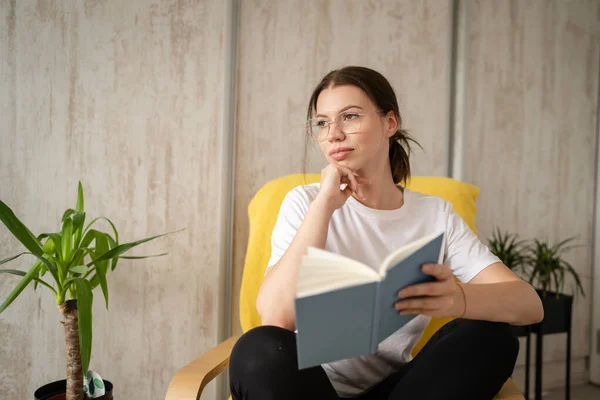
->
[232, 0, 453, 336]
[463, 0, 600, 389]
[0, 1, 227, 399]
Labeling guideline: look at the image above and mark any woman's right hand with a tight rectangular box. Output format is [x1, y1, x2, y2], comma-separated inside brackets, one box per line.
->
[316, 164, 369, 211]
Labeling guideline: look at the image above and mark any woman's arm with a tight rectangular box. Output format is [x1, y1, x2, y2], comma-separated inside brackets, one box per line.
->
[256, 197, 334, 330]
[395, 262, 544, 326]
[460, 262, 544, 325]
[256, 164, 366, 330]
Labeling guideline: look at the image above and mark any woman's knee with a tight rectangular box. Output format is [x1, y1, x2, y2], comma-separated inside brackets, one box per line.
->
[230, 325, 298, 378]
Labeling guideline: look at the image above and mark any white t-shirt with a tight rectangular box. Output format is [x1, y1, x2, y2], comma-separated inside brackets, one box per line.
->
[265, 183, 500, 398]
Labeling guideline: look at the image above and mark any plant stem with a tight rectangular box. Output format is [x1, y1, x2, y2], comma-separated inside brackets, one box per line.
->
[59, 301, 84, 400]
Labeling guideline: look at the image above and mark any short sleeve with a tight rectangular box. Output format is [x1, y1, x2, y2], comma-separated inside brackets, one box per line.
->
[265, 187, 311, 275]
[443, 203, 500, 283]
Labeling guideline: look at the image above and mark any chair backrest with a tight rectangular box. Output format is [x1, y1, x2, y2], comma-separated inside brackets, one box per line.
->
[239, 174, 481, 356]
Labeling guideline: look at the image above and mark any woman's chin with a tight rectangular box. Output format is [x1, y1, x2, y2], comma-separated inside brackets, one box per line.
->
[336, 159, 362, 171]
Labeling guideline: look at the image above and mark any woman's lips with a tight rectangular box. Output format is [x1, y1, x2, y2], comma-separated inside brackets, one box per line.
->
[330, 149, 354, 161]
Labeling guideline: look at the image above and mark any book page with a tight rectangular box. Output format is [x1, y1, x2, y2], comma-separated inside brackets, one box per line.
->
[296, 248, 380, 298]
[378, 231, 445, 276]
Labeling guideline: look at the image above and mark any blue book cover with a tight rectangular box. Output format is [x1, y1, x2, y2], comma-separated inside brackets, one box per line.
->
[294, 232, 444, 369]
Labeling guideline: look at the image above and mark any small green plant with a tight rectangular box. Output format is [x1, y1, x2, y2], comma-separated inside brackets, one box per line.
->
[525, 237, 585, 298]
[487, 227, 530, 272]
[0, 182, 180, 400]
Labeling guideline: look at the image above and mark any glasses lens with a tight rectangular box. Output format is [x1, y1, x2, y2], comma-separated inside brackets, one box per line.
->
[307, 120, 327, 139]
[340, 112, 361, 134]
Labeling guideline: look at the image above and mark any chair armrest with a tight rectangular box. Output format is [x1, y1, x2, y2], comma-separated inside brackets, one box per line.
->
[165, 335, 240, 400]
[495, 378, 525, 400]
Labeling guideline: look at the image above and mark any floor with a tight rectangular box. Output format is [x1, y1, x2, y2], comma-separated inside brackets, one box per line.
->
[540, 384, 600, 399]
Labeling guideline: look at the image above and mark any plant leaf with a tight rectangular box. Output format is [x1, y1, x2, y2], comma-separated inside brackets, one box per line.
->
[552, 236, 576, 253]
[89, 274, 100, 289]
[83, 217, 119, 245]
[42, 236, 57, 255]
[76, 182, 85, 213]
[75, 278, 93, 374]
[0, 260, 43, 313]
[562, 260, 585, 296]
[61, 218, 73, 267]
[94, 232, 110, 309]
[0, 269, 56, 294]
[47, 232, 63, 260]
[78, 229, 97, 260]
[86, 229, 183, 267]
[105, 235, 119, 271]
[61, 209, 75, 222]
[0, 250, 60, 286]
[69, 265, 90, 275]
[46, 233, 69, 281]
[0, 200, 43, 256]
[72, 212, 86, 248]
[120, 253, 168, 259]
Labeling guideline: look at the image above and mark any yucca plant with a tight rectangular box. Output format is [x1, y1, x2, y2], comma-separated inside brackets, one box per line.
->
[0, 182, 179, 400]
[487, 227, 531, 272]
[525, 237, 585, 298]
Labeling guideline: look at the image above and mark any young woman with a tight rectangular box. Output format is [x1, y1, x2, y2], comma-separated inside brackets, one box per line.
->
[230, 66, 543, 400]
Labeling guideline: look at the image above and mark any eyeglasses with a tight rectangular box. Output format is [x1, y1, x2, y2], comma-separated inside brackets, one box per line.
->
[306, 109, 383, 141]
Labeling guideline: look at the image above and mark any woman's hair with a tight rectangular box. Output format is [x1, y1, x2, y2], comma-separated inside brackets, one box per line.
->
[303, 66, 421, 186]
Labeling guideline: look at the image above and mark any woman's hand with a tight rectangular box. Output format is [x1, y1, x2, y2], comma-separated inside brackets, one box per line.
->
[315, 164, 369, 211]
[395, 264, 466, 319]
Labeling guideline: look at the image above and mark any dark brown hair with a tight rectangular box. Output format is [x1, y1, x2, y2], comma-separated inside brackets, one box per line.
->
[304, 66, 421, 186]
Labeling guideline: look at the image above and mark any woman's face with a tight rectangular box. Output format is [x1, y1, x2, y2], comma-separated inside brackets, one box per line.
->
[314, 85, 397, 173]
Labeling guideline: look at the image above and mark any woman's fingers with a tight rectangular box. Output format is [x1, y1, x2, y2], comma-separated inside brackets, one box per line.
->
[339, 168, 359, 196]
[341, 168, 364, 199]
[347, 173, 364, 199]
[397, 280, 452, 299]
[395, 295, 452, 312]
[334, 166, 369, 199]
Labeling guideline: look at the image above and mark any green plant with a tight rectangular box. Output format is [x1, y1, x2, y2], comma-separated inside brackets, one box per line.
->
[487, 227, 530, 272]
[0, 182, 180, 400]
[525, 237, 585, 298]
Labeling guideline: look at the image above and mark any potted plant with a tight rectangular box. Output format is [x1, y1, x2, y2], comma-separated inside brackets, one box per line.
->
[524, 237, 585, 334]
[487, 227, 531, 273]
[0, 182, 179, 400]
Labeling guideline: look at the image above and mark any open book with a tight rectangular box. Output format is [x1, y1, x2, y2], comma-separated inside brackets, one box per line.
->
[294, 232, 445, 369]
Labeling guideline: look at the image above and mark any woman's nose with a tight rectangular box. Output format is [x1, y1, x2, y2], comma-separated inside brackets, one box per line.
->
[328, 123, 345, 141]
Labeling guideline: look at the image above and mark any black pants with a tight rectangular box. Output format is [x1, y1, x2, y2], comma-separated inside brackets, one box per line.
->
[230, 318, 519, 400]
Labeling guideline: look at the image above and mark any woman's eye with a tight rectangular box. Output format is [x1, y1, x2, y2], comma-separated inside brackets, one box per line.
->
[316, 120, 328, 128]
[343, 113, 359, 121]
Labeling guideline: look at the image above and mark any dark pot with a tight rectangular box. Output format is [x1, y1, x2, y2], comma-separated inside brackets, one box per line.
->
[34, 379, 113, 400]
[532, 289, 573, 334]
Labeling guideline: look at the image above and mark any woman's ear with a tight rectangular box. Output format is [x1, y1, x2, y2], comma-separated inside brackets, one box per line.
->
[386, 112, 399, 138]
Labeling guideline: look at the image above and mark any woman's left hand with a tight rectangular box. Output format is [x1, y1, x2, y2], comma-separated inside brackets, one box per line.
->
[395, 263, 466, 318]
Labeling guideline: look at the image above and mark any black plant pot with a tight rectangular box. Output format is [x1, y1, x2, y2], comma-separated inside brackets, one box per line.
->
[34, 379, 113, 400]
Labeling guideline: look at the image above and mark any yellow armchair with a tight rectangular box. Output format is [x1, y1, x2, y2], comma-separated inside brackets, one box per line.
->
[166, 174, 524, 400]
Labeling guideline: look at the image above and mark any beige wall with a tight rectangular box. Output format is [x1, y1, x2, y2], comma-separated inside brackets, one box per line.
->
[463, 0, 600, 390]
[0, 1, 228, 399]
